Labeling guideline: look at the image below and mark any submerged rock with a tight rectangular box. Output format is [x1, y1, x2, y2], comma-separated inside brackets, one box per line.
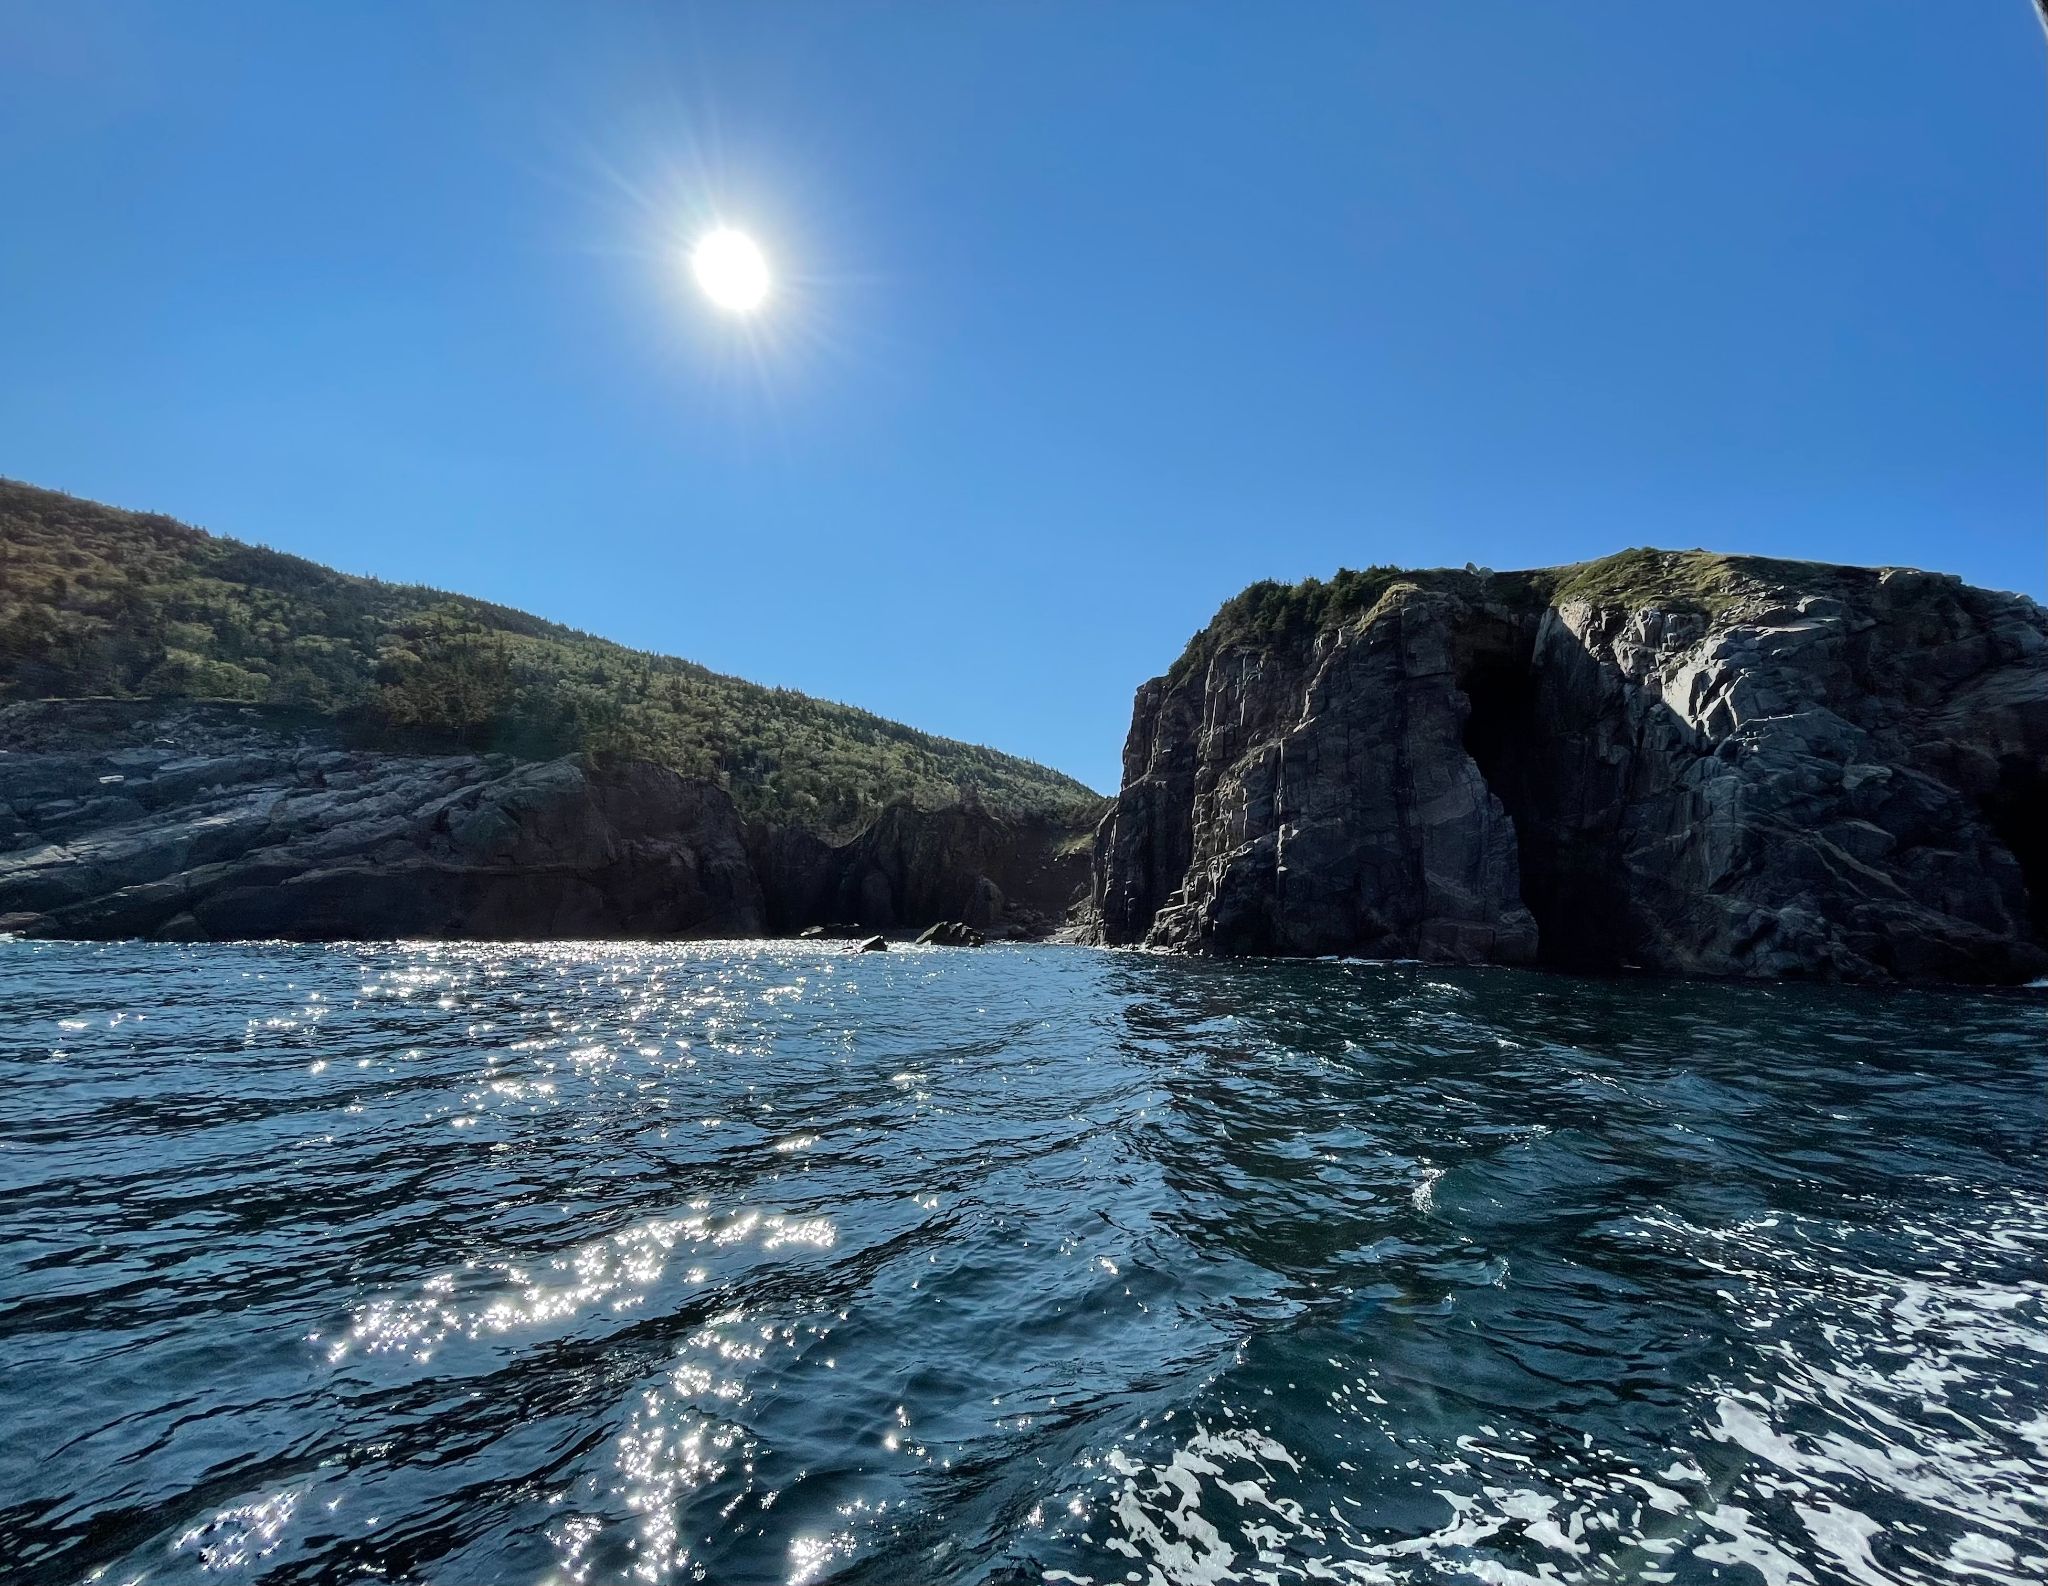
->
[1090, 552, 2048, 984]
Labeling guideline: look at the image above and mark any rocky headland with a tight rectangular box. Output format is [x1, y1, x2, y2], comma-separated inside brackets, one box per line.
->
[5, 478, 2044, 986]
[1089, 551, 2047, 984]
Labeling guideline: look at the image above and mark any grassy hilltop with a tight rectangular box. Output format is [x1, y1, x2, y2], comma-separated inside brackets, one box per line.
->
[0, 480, 1100, 828]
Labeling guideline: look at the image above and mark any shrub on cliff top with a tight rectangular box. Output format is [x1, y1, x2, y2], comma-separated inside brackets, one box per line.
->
[1162, 546, 1895, 690]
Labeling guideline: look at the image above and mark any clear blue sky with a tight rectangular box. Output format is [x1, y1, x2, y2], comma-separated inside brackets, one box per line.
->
[3, 3, 2041, 793]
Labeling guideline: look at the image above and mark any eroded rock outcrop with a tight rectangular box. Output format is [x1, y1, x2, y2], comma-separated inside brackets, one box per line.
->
[1091, 553, 2048, 983]
[0, 699, 1096, 943]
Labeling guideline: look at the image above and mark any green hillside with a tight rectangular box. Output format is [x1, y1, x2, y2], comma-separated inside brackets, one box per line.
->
[0, 479, 1100, 827]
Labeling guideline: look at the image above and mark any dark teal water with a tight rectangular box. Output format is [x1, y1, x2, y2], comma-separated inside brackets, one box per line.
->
[0, 943, 2043, 1586]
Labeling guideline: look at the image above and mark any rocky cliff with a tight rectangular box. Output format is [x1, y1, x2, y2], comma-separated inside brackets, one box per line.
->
[750, 800, 1091, 941]
[0, 699, 1094, 942]
[1091, 552, 2048, 984]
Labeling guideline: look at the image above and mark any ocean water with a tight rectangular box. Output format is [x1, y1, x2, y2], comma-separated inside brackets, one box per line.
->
[0, 942, 2043, 1586]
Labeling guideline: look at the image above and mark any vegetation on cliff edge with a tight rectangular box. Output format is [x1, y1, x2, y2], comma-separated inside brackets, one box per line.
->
[1162, 547, 1901, 687]
[0, 480, 1101, 827]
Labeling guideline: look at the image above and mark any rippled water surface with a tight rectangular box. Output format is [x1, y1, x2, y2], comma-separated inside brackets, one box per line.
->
[1, 941, 2044, 1586]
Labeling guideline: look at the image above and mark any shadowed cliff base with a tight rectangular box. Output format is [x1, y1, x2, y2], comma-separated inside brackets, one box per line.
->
[0, 700, 1095, 945]
[1090, 551, 2048, 984]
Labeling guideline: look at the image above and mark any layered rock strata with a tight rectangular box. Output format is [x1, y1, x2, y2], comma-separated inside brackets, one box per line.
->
[0, 699, 1091, 942]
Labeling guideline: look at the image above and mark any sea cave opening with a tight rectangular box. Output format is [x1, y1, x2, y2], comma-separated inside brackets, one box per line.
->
[1983, 759, 2048, 948]
[1457, 642, 1625, 971]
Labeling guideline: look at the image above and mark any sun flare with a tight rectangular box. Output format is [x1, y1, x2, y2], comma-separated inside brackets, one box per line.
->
[690, 227, 771, 313]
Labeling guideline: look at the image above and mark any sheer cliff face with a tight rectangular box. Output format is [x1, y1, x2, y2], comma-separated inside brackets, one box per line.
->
[1094, 588, 1537, 964]
[1093, 559, 2048, 983]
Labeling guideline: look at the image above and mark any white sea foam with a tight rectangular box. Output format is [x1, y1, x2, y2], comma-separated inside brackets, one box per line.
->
[1062, 1193, 2048, 1586]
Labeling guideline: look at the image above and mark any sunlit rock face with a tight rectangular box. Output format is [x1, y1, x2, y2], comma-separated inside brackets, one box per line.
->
[1091, 554, 2048, 983]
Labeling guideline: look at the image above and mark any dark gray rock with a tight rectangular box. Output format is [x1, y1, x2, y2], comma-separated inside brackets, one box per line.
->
[915, 920, 986, 947]
[1092, 558, 2048, 984]
[0, 702, 765, 940]
[748, 799, 1093, 941]
[0, 699, 1101, 944]
[854, 935, 887, 953]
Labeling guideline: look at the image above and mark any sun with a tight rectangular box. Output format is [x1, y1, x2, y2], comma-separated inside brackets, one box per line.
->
[690, 227, 771, 314]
